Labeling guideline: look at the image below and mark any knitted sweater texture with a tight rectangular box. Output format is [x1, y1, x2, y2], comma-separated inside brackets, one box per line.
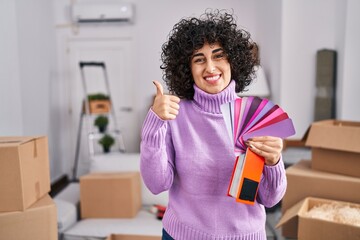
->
[140, 81, 287, 240]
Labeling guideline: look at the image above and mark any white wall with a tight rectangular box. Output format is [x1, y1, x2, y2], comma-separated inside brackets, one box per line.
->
[0, 0, 58, 180]
[280, 0, 360, 138]
[334, 0, 347, 122]
[0, 1, 23, 135]
[280, 0, 339, 138]
[16, 1, 56, 136]
[16, 0, 59, 180]
[254, 0, 282, 104]
[339, 0, 360, 120]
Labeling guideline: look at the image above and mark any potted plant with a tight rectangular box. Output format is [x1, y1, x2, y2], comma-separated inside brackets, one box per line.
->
[94, 115, 109, 133]
[85, 93, 111, 114]
[87, 93, 110, 101]
[98, 134, 115, 153]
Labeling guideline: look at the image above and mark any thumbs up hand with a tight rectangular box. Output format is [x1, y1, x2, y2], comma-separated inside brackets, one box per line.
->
[152, 80, 180, 120]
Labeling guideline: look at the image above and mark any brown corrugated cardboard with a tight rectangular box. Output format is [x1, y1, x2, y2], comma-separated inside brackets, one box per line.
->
[281, 160, 360, 238]
[304, 119, 360, 177]
[312, 148, 360, 178]
[106, 234, 161, 240]
[80, 172, 141, 218]
[277, 197, 360, 240]
[83, 100, 111, 114]
[0, 136, 51, 212]
[0, 194, 57, 240]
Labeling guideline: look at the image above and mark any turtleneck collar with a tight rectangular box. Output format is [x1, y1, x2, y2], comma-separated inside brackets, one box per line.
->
[192, 80, 237, 114]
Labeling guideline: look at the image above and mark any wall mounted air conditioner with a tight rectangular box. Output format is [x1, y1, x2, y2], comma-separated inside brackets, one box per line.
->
[71, 2, 134, 23]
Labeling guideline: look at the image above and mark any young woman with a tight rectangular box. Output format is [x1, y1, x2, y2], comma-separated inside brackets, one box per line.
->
[140, 9, 285, 240]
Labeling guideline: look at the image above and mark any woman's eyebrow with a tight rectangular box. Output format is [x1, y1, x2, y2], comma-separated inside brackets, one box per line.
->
[192, 52, 204, 58]
[192, 48, 224, 58]
[212, 48, 224, 54]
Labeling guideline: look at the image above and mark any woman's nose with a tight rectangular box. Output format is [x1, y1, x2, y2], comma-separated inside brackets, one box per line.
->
[206, 61, 216, 73]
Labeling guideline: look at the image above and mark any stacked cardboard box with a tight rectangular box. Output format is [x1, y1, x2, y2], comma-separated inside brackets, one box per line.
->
[61, 155, 164, 239]
[80, 172, 141, 219]
[279, 197, 360, 240]
[278, 120, 360, 239]
[305, 120, 360, 178]
[0, 136, 57, 240]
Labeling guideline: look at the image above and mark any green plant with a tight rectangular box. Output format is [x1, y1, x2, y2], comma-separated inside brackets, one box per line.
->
[94, 115, 108, 133]
[87, 93, 110, 101]
[98, 134, 115, 153]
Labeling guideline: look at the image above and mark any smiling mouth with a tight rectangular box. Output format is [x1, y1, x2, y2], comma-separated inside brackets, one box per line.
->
[204, 74, 221, 81]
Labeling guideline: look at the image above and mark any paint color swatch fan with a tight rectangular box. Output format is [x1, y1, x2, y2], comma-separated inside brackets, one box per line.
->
[221, 96, 296, 205]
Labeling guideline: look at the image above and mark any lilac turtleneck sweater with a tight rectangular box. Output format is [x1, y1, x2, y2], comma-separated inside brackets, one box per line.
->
[140, 81, 286, 240]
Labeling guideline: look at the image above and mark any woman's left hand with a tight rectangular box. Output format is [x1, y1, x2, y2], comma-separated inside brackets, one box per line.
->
[245, 136, 283, 166]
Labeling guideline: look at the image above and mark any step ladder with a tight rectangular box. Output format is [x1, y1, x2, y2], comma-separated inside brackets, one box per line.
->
[72, 61, 126, 181]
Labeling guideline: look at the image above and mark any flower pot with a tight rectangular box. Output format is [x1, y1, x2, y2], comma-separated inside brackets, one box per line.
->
[98, 126, 107, 133]
[103, 146, 111, 153]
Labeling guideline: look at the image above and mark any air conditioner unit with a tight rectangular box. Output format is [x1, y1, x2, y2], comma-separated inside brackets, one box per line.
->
[71, 2, 134, 23]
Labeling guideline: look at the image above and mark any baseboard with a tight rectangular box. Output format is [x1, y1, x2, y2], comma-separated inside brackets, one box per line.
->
[50, 174, 70, 197]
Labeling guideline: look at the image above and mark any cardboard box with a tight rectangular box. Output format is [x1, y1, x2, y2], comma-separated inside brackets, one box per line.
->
[80, 172, 141, 218]
[281, 160, 360, 238]
[0, 136, 51, 212]
[83, 99, 111, 114]
[0, 194, 57, 240]
[304, 119, 360, 178]
[277, 197, 360, 240]
[106, 234, 161, 240]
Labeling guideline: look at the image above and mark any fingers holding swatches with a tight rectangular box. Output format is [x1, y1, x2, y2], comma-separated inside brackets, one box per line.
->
[245, 136, 283, 166]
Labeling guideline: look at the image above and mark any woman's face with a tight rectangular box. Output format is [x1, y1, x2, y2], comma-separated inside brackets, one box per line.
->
[190, 42, 231, 94]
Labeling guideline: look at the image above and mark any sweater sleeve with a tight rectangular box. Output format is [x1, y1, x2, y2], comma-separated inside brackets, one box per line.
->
[256, 156, 287, 208]
[140, 108, 175, 195]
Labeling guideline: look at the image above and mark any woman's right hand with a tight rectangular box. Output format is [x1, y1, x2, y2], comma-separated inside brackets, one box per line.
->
[152, 80, 180, 120]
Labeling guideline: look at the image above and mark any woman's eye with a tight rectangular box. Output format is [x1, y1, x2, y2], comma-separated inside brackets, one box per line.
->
[214, 53, 225, 59]
[194, 58, 204, 63]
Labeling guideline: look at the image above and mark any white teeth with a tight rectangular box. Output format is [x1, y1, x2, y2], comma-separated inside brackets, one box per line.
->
[205, 75, 220, 81]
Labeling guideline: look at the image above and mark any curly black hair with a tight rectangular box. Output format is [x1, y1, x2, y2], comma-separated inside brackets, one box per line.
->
[160, 9, 259, 100]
